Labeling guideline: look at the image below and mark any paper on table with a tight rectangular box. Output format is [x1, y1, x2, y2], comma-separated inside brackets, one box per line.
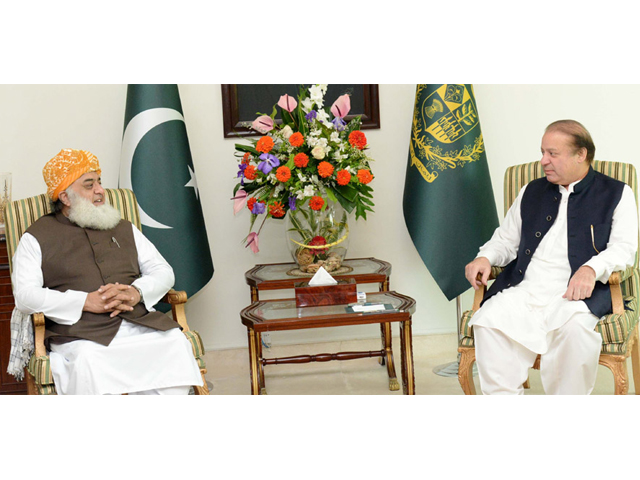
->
[308, 266, 338, 286]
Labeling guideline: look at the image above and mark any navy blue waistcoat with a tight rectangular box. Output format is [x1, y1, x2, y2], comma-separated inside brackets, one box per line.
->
[482, 167, 625, 318]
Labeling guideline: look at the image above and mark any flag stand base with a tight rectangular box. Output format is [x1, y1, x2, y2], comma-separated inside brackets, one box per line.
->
[433, 359, 477, 377]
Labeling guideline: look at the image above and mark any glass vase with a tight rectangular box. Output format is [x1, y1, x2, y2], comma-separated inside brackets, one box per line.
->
[285, 200, 349, 274]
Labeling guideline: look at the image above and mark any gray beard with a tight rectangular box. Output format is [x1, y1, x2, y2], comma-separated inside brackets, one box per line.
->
[66, 189, 122, 230]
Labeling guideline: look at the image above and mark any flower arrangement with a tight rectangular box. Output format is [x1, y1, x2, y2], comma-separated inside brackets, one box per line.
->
[232, 84, 375, 254]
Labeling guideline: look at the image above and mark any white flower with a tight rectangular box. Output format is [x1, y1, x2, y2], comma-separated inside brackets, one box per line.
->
[309, 85, 325, 107]
[311, 145, 325, 160]
[301, 97, 313, 113]
[330, 131, 340, 143]
[280, 125, 293, 139]
[316, 109, 330, 124]
[303, 185, 315, 197]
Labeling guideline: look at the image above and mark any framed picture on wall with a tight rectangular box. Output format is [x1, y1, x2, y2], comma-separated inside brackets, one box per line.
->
[221, 84, 380, 138]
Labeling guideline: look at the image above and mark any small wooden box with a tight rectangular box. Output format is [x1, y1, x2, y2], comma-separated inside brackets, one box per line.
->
[295, 278, 357, 307]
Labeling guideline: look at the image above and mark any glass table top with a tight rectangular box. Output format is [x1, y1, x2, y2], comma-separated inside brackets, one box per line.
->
[249, 292, 414, 321]
[247, 258, 390, 282]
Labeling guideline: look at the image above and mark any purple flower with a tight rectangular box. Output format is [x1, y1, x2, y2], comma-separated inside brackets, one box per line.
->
[305, 110, 317, 120]
[331, 117, 347, 131]
[251, 201, 266, 215]
[258, 153, 280, 174]
[288, 196, 297, 211]
[237, 163, 248, 185]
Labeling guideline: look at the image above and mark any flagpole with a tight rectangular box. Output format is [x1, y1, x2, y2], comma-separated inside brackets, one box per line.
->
[432, 295, 477, 378]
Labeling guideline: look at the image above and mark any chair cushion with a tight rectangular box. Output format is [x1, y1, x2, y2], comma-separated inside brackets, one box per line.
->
[27, 355, 57, 394]
[184, 330, 207, 370]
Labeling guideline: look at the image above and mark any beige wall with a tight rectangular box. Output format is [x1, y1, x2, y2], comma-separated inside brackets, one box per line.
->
[2, 84, 639, 351]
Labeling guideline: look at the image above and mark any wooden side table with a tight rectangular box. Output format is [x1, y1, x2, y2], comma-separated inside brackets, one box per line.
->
[244, 258, 400, 391]
[241, 291, 416, 395]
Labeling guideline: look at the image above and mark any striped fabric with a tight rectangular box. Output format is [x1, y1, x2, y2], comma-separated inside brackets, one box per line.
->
[461, 161, 640, 356]
[27, 355, 55, 391]
[184, 330, 207, 369]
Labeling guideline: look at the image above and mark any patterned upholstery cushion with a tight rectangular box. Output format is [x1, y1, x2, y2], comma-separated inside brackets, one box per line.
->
[27, 355, 54, 387]
[184, 330, 207, 370]
[461, 160, 640, 357]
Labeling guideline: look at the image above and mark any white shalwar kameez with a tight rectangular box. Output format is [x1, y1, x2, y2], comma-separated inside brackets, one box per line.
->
[469, 180, 638, 394]
[12, 224, 203, 395]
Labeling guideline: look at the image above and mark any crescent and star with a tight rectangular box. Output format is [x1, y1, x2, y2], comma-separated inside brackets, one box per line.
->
[119, 108, 199, 229]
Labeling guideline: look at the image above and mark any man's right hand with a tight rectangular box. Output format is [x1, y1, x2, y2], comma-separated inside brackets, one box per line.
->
[465, 257, 492, 290]
[83, 283, 137, 317]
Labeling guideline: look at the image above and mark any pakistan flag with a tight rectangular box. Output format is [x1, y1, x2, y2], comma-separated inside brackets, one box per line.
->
[403, 84, 498, 300]
[119, 84, 214, 307]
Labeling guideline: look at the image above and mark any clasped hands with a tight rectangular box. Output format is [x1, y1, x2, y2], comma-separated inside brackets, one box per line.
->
[464, 256, 596, 301]
[83, 282, 142, 318]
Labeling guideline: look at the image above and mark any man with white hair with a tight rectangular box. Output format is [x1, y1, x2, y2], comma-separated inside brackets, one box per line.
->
[11, 148, 203, 395]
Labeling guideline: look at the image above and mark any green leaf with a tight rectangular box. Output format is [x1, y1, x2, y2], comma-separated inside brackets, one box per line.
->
[335, 184, 358, 202]
[235, 144, 259, 155]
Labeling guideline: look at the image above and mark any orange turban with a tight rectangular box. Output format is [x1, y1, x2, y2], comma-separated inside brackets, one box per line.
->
[43, 149, 101, 201]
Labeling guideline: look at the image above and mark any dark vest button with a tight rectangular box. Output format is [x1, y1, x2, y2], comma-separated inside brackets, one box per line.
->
[546, 215, 552, 221]
[535, 231, 541, 237]
[525, 249, 531, 255]
[519, 269, 523, 275]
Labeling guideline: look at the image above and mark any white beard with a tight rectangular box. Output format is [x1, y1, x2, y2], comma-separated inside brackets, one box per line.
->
[66, 189, 122, 230]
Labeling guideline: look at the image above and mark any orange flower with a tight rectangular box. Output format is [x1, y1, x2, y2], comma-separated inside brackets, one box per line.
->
[269, 201, 285, 218]
[357, 169, 373, 184]
[244, 165, 257, 180]
[294, 153, 309, 168]
[247, 197, 256, 211]
[242, 152, 251, 164]
[289, 132, 304, 147]
[336, 169, 351, 186]
[317, 161, 334, 178]
[309, 196, 325, 211]
[256, 136, 274, 154]
[348, 131, 367, 150]
[276, 166, 291, 182]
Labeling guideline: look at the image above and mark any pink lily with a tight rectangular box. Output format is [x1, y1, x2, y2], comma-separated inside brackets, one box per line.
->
[252, 115, 274, 133]
[232, 189, 247, 215]
[331, 94, 351, 119]
[246, 232, 260, 253]
[278, 94, 298, 113]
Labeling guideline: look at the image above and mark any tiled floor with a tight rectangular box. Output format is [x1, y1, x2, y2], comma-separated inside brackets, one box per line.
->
[202, 333, 636, 395]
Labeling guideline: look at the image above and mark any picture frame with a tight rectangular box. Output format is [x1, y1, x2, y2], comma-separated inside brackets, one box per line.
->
[221, 84, 380, 138]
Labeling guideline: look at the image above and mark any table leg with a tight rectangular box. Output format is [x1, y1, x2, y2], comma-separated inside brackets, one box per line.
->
[399, 319, 415, 395]
[381, 323, 399, 391]
[257, 332, 267, 395]
[247, 328, 261, 395]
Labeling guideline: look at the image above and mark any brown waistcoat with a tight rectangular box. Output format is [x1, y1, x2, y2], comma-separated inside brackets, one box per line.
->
[26, 213, 178, 349]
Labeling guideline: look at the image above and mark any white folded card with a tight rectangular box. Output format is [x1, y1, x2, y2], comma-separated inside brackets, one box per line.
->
[308, 266, 338, 286]
[350, 304, 386, 312]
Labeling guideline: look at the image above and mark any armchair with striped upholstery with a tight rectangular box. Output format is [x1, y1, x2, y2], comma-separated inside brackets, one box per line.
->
[3, 188, 209, 395]
[458, 160, 640, 395]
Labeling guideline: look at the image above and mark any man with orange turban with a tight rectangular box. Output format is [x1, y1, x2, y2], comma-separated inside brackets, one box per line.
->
[11, 149, 203, 395]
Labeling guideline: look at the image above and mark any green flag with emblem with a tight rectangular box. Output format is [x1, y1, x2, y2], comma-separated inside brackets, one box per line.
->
[403, 84, 499, 300]
[119, 84, 213, 307]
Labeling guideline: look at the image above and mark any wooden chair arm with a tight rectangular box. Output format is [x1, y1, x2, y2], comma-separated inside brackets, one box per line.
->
[32, 312, 47, 357]
[161, 289, 190, 331]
